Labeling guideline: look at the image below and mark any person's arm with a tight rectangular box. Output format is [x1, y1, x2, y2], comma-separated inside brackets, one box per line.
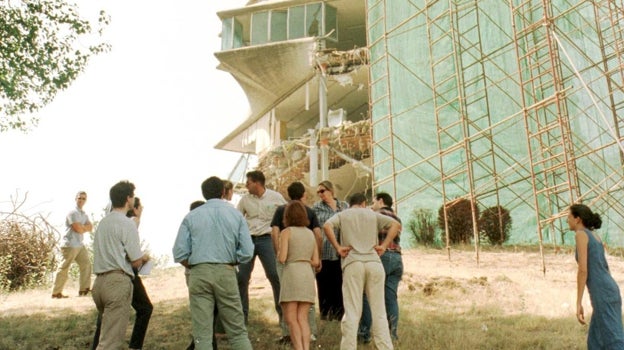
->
[375, 220, 401, 256]
[270, 207, 283, 254]
[311, 239, 320, 269]
[172, 217, 192, 265]
[575, 230, 589, 325]
[237, 215, 254, 264]
[278, 228, 291, 264]
[313, 227, 322, 257]
[323, 221, 350, 257]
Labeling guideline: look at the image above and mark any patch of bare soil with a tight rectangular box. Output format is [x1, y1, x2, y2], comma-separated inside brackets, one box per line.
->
[2, 248, 624, 321]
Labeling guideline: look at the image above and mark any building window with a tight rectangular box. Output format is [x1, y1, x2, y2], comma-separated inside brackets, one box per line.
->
[271, 10, 288, 42]
[251, 11, 269, 45]
[288, 5, 305, 40]
[221, 17, 243, 50]
[220, 2, 338, 50]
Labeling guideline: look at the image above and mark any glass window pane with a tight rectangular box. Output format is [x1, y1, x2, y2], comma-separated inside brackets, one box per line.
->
[288, 5, 305, 39]
[270, 10, 287, 42]
[233, 19, 244, 48]
[221, 18, 233, 50]
[251, 11, 269, 45]
[325, 4, 337, 41]
[306, 3, 322, 37]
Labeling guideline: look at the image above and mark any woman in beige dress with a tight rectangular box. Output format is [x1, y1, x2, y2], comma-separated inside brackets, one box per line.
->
[278, 201, 320, 350]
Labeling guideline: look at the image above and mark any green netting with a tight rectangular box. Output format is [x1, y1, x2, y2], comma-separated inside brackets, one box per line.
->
[369, 0, 624, 247]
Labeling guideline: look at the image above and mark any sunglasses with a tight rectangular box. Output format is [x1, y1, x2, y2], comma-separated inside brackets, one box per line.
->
[317, 189, 328, 194]
[77, 197, 87, 200]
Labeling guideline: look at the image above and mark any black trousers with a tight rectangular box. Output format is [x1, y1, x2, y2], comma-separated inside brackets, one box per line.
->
[315, 259, 344, 321]
[92, 274, 153, 349]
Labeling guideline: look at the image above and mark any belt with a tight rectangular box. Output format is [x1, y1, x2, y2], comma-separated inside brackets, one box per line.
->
[251, 233, 271, 240]
[96, 270, 131, 278]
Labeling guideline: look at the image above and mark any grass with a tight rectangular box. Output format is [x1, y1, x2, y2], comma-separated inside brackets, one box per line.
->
[0, 247, 596, 349]
[0, 293, 587, 350]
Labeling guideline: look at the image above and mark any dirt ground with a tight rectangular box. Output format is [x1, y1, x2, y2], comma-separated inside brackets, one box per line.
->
[3, 247, 624, 321]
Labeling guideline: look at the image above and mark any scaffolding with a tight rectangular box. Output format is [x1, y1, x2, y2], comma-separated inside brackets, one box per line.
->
[368, 0, 624, 269]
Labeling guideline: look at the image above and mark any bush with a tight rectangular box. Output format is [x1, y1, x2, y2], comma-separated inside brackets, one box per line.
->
[0, 218, 58, 291]
[406, 208, 438, 246]
[479, 206, 512, 245]
[438, 198, 478, 244]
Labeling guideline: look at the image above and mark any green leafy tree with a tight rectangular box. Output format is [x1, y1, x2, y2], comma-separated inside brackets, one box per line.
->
[0, 0, 109, 131]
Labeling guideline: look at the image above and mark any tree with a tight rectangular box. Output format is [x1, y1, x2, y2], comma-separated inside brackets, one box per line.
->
[438, 198, 478, 244]
[479, 205, 512, 246]
[0, 0, 109, 131]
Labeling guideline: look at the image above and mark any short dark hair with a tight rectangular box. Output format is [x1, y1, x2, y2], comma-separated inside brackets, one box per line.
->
[284, 201, 310, 228]
[375, 192, 393, 207]
[201, 177, 224, 200]
[189, 200, 205, 211]
[126, 197, 141, 217]
[110, 181, 135, 209]
[349, 193, 367, 206]
[570, 204, 602, 230]
[287, 182, 305, 200]
[246, 170, 265, 186]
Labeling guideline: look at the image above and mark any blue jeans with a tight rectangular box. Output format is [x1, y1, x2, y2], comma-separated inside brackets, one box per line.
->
[237, 235, 283, 331]
[358, 251, 403, 341]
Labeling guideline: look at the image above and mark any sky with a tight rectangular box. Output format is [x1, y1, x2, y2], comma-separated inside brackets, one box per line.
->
[0, 1, 249, 261]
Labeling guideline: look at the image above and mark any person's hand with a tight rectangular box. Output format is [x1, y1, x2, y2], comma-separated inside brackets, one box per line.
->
[315, 260, 322, 273]
[134, 205, 143, 218]
[577, 304, 586, 325]
[336, 246, 351, 258]
[374, 245, 387, 256]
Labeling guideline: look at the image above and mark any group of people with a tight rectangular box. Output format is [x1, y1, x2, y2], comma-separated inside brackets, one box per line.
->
[172, 170, 405, 350]
[50, 173, 624, 350]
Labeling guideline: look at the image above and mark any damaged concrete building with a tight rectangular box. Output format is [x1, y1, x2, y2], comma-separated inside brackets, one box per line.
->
[214, 0, 372, 199]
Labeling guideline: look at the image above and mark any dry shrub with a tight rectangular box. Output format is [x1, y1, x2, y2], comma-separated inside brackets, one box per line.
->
[0, 195, 58, 291]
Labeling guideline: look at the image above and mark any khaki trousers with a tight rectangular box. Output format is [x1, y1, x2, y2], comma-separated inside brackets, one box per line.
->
[92, 272, 133, 350]
[341, 261, 393, 350]
[52, 246, 92, 294]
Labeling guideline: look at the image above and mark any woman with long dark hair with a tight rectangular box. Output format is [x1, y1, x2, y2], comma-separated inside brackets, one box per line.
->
[569, 203, 624, 349]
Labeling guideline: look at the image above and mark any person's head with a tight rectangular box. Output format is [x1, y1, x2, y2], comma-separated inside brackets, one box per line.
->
[109, 181, 136, 210]
[75, 191, 87, 209]
[372, 192, 393, 211]
[287, 181, 306, 201]
[316, 180, 335, 203]
[349, 193, 368, 208]
[245, 170, 265, 196]
[127, 197, 142, 217]
[189, 200, 205, 211]
[568, 204, 603, 231]
[223, 180, 234, 201]
[201, 176, 224, 200]
[283, 201, 310, 228]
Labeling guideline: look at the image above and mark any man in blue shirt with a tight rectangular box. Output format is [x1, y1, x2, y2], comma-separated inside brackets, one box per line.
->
[173, 176, 254, 350]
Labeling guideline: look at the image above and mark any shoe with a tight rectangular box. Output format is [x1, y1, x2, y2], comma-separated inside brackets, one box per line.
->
[78, 289, 91, 296]
[275, 336, 291, 345]
[51, 293, 69, 299]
